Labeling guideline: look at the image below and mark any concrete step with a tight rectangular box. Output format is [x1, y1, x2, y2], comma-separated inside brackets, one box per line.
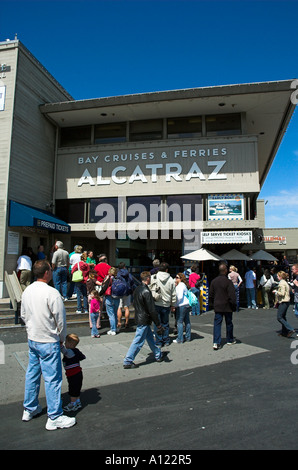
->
[0, 312, 107, 329]
[0, 299, 135, 329]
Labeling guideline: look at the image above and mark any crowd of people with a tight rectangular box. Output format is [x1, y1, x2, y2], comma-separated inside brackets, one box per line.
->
[18, 241, 298, 430]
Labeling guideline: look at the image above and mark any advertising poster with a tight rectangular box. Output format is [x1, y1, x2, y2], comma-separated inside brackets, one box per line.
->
[208, 194, 244, 220]
[201, 230, 252, 244]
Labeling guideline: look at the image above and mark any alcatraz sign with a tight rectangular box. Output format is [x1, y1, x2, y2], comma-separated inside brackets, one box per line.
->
[56, 140, 258, 198]
[77, 146, 228, 186]
[78, 161, 228, 186]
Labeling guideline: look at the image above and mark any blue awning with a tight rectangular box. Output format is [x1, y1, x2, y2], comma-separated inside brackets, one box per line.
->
[9, 200, 71, 233]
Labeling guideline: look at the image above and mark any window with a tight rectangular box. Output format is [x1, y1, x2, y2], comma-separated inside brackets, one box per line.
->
[127, 196, 162, 222]
[55, 199, 85, 223]
[206, 113, 241, 136]
[165, 195, 202, 221]
[167, 116, 202, 139]
[94, 122, 126, 144]
[129, 119, 163, 142]
[60, 126, 92, 147]
[90, 198, 120, 223]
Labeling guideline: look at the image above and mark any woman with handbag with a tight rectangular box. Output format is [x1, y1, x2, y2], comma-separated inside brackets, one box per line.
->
[71, 253, 90, 314]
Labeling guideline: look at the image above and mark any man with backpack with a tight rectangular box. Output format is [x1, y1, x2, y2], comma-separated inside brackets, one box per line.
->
[99, 264, 135, 335]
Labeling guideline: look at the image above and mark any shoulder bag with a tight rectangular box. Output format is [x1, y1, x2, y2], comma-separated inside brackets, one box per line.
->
[72, 262, 84, 282]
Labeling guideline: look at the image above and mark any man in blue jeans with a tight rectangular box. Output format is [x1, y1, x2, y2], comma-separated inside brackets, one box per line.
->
[21, 259, 76, 430]
[209, 263, 237, 350]
[123, 271, 168, 369]
[244, 266, 258, 309]
[51, 241, 69, 300]
[151, 262, 176, 346]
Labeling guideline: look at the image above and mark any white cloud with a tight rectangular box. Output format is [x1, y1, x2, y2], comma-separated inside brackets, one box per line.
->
[265, 215, 298, 228]
[259, 189, 298, 227]
[263, 190, 298, 208]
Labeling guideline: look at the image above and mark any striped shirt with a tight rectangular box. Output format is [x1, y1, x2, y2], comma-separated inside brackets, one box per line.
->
[62, 347, 86, 377]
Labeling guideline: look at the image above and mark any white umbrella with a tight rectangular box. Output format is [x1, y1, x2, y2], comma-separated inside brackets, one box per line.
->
[181, 247, 222, 261]
[220, 249, 252, 261]
[251, 250, 278, 262]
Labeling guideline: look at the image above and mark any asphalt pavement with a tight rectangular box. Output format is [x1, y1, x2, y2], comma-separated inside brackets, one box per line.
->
[1, 306, 298, 452]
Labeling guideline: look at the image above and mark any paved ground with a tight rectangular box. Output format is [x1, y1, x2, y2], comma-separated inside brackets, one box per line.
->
[1, 306, 298, 452]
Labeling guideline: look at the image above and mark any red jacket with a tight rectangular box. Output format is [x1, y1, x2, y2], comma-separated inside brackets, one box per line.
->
[71, 261, 90, 283]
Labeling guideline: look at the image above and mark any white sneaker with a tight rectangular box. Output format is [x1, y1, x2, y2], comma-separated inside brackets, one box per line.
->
[22, 404, 42, 421]
[46, 414, 76, 431]
[107, 330, 116, 336]
[76, 310, 82, 314]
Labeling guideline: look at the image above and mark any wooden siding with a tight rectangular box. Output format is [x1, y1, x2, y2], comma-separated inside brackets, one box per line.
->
[0, 41, 72, 295]
[0, 45, 18, 288]
[8, 45, 71, 207]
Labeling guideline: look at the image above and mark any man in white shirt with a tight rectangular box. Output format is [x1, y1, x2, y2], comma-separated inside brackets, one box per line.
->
[21, 259, 76, 430]
[16, 248, 32, 291]
[245, 267, 258, 309]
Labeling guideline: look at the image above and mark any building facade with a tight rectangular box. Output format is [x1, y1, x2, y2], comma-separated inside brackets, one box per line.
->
[0, 39, 72, 296]
[0, 38, 297, 297]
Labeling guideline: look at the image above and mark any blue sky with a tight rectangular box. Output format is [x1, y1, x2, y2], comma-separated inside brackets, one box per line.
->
[1, 0, 297, 227]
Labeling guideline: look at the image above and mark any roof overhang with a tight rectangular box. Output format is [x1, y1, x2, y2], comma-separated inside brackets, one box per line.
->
[40, 80, 297, 187]
[9, 200, 71, 233]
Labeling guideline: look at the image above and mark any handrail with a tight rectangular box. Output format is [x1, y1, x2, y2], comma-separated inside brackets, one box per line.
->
[4, 271, 23, 324]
